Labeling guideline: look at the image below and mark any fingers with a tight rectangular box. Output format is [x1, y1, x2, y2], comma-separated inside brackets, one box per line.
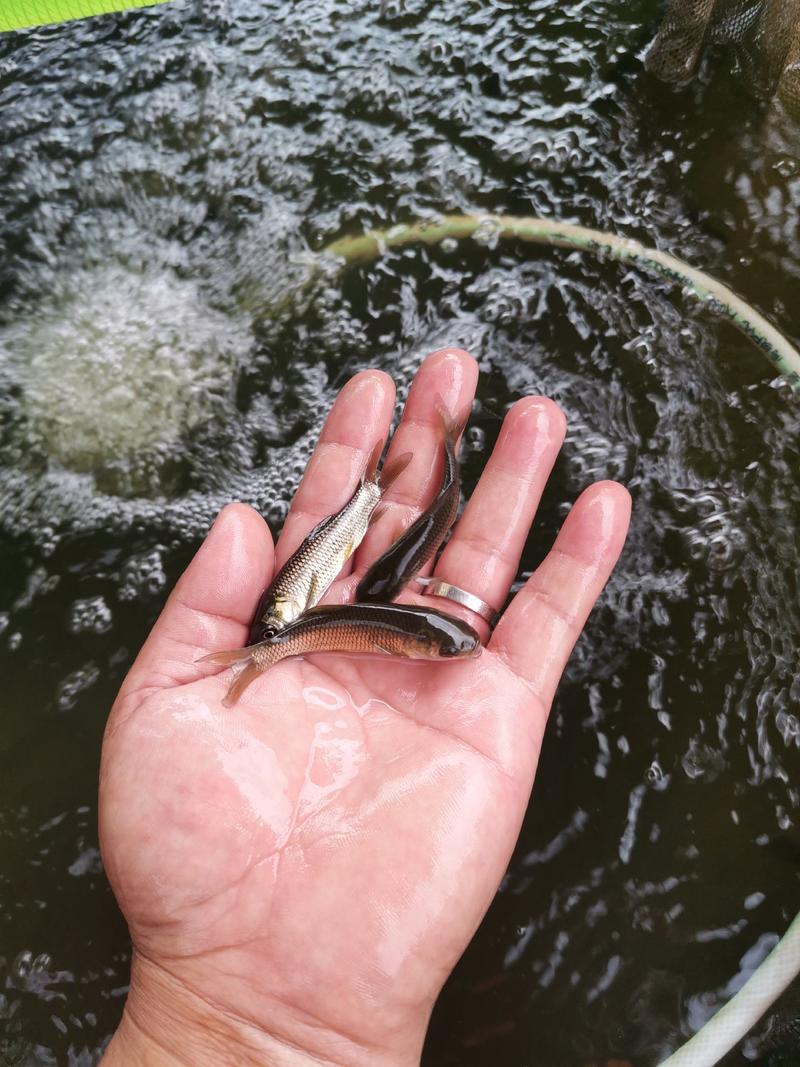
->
[116, 504, 274, 701]
[490, 481, 631, 707]
[274, 370, 396, 570]
[352, 347, 479, 574]
[426, 397, 566, 639]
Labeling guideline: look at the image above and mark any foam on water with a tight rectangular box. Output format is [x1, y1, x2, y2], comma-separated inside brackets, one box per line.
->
[2, 265, 244, 491]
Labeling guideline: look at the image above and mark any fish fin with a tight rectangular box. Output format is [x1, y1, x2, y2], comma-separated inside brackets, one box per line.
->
[379, 450, 412, 491]
[304, 513, 336, 541]
[305, 574, 326, 605]
[222, 661, 264, 707]
[371, 639, 394, 655]
[366, 497, 409, 533]
[199, 646, 254, 667]
[362, 441, 384, 486]
[273, 595, 302, 621]
[367, 502, 391, 527]
[434, 394, 468, 445]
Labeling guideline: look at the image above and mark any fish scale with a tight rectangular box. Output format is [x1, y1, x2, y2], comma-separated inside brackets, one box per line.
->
[248, 445, 410, 643]
[266, 479, 381, 615]
[206, 603, 482, 706]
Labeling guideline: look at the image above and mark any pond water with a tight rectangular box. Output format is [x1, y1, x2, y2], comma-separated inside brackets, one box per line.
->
[1, 1, 799, 1064]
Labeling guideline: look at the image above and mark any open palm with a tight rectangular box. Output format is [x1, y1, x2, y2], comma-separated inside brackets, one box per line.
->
[99, 349, 630, 1066]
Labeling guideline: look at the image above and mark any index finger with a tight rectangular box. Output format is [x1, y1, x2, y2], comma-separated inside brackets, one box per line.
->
[274, 370, 396, 569]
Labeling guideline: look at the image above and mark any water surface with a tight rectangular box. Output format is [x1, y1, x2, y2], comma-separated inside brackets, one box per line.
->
[1, 1, 799, 1063]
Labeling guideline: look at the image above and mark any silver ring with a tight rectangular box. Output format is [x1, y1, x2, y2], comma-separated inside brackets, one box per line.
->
[416, 576, 499, 627]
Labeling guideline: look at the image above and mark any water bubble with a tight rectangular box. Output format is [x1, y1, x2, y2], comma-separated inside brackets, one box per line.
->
[776, 710, 800, 748]
[423, 39, 454, 66]
[118, 548, 167, 602]
[68, 596, 113, 636]
[744, 891, 765, 910]
[379, 0, 407, 21]
[681, 739, 726, 782]
[646, 760, 667, 787]
[56, 663, 100, 711]
[472, 217, 502, 249]
[465, 425, 486, 454]
[68, 847, 103, 877]
[773, 157, 798, 178]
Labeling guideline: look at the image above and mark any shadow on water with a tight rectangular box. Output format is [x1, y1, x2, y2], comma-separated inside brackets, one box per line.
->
[0, 0, 798, 1063]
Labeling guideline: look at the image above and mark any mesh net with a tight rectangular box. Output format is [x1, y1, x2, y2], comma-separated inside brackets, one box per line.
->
[646, 0, 800, 114]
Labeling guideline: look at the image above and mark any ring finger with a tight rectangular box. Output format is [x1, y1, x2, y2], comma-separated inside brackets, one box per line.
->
[421, 396, 566, 639]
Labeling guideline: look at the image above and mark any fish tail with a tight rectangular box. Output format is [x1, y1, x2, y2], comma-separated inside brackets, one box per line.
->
[378, 450, 411, 491]
[362, 441, 384, 486]
[199, 646, 254, 667]
[199, 644, 264, 706]
[222, 660, 266, 707]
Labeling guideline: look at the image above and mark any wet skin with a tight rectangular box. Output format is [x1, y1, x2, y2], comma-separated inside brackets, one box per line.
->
[99, 348, 631, 1067]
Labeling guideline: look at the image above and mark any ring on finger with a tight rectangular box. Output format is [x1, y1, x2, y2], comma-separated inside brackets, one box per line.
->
[416, 576, 500, 628]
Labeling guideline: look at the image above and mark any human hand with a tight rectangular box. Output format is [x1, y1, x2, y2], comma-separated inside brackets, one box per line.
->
[99, 348, 630, 1066]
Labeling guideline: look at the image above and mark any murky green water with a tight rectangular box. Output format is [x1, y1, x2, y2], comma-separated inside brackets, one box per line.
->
[1, 1, 799, 1063]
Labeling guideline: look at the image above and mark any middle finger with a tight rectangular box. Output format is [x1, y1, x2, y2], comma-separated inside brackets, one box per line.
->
[351, 346, 479, 577]
[424, 396, 566, 637]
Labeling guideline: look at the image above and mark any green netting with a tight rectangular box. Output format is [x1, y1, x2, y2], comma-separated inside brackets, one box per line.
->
[0, 0, 168, 32]
[646, 0, 800, 114]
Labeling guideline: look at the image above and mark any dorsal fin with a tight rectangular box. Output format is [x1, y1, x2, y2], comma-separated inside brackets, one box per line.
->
[304, 512, 336, 541]
[361, 441, 384, 486]
[379, 450, 412, 491]
[434, 395, 468, 447]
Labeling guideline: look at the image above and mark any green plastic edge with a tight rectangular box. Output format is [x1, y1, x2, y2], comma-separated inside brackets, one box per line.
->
[657, 911, 800, 1066]
[0, 0, 169, 32]
[320, 214, 800, 389]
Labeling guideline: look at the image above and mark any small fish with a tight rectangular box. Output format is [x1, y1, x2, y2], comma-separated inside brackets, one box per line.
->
[248, 444, 411, 644]
[204, 602, 481, 706]
[356, 402, 463, 604]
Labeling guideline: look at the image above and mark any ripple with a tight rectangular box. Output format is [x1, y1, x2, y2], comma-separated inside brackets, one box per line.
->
[1, 2, 800, 1065]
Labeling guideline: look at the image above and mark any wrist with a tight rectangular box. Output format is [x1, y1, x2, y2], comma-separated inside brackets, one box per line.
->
[102, 952, 424, 1067]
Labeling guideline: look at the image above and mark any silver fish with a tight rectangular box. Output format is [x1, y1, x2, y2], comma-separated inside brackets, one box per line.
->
[248, 443, 410, 642]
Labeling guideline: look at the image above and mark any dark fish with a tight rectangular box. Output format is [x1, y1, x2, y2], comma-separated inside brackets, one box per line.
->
[356, 403, 463, 603]
[248, 445, 411, 643]
[204, 602, 482, 705]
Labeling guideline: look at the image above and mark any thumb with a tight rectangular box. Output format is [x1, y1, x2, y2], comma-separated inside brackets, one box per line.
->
[115, 503, 274, 705]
